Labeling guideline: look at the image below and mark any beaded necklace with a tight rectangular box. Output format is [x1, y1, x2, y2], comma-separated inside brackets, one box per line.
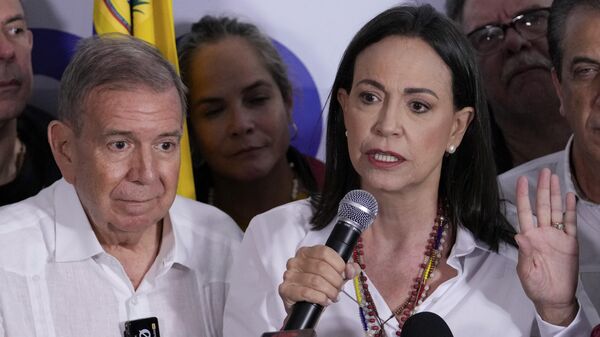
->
[352, 213, 449, 336]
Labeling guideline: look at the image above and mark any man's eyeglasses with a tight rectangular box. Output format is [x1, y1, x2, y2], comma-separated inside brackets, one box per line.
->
[467, 7, 551, 55]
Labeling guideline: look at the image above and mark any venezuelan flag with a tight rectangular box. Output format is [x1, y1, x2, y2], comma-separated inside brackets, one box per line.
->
[93, 0, 196, 199]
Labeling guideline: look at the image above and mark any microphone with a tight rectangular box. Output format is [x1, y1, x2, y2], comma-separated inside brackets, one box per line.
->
[283, 189, 378, 331]
[400, 312, 454, 337]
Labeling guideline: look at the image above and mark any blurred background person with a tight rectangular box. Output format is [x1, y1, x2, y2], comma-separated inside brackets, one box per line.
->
[499, 0, 600, 326]
[0, 0, 59, 206]
[224, 5, 588, 336]
[446, 0, 571, 172]
[178, 16, 324, 230]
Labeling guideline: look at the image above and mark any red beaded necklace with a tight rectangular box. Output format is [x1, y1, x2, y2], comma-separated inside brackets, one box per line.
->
[352, 213, 450, 336]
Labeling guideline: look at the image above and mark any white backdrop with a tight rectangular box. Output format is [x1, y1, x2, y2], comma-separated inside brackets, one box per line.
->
[23, 0, 446, 159]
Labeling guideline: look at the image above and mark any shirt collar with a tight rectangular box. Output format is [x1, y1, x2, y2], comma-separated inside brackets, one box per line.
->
[560, 136, 577, 198]
[561, 136, 597, 207]
[53, 180, 189, 268]
[54, 179, 104, 262]
[449, 225, 518, 266]
[158, 196, 194, 270]
[449, 225, 487, 258]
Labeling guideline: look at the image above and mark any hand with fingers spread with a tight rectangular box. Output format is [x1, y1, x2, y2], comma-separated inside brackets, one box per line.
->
[515, 168, 579, 326]
[278, 245, 360, 316]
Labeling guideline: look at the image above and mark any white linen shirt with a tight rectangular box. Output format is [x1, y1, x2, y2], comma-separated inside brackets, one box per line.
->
[223, 199, 591, 337]
[0, 179, 242, 337]
[499, 137, 600, 326]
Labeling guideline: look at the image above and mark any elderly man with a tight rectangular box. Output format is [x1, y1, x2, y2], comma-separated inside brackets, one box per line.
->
[446, 0, 572, 172]
[499, 0, 600, 326]
[0, 34, 241, 336]
[0, 0, 60, 205]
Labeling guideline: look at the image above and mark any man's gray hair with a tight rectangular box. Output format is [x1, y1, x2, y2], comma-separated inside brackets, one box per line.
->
[58, 34, 187, 133]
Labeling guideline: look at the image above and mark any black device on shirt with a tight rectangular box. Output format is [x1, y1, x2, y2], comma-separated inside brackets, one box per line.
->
[123, 317, 160, 337]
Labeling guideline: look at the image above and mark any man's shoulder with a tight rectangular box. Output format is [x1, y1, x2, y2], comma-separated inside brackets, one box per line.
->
[170, 196, 243, 242]
[498, 150, 565, 202]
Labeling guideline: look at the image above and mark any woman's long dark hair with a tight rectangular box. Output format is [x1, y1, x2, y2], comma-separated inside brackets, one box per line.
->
[311, 5, 516, 250]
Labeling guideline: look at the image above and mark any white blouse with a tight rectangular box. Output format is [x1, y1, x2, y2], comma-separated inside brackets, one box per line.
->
[223, 199, 591, 337]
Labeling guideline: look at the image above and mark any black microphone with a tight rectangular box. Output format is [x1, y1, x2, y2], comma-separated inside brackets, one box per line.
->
[283, 189, 378, 331]
[400, 312, 454, 337]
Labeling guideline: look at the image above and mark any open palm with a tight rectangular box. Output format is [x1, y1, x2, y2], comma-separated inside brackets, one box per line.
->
[515, 168, 578, 326]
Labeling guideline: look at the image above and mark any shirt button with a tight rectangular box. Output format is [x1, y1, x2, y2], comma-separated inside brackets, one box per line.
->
[131, 297, 138, 305]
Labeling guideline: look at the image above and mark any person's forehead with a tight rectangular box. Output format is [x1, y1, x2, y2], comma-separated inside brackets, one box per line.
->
[83, 86, 183, 129]
[462, 0, 552, 32]
[0, 0, 26, 23]
[562, 8, 600, 63]
[353, 36, 452, 94]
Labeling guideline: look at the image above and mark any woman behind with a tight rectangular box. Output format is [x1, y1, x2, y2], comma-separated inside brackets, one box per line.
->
[178, 16, 324, 230]
[223, 5, 586, 336]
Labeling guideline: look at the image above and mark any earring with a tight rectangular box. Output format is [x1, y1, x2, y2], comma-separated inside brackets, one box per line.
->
[447, 145, 456, 154]
[345, 130, 348, 137]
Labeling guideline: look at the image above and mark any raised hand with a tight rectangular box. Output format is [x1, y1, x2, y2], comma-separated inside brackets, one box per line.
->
[515, 168, 579, 326]
[278, 245, 359, 315]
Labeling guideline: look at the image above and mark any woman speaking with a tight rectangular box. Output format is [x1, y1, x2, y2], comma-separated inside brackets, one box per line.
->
[223, 5, 588, 336]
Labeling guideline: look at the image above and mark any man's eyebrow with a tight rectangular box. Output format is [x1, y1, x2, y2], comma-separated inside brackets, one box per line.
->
[102, 130, 183, 138]
[158, 130, 183, 138]
[3, 14, 26, 26]
[470, 5, 548, 32]
[571, 56, 600, 68]
[103, 130, 134, 137]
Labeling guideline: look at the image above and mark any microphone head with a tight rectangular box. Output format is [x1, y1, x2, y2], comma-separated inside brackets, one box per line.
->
[337, 190, 378, 232]
[400, 312, 453, 337]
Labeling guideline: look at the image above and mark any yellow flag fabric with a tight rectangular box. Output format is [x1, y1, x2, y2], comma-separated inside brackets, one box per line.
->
[93, 0, 196, 199]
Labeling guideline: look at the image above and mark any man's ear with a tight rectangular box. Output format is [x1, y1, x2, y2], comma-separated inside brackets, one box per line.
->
[48, 121, 76, 184]
[447, 106, 474, 151]
[551, 68, 566, 117]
